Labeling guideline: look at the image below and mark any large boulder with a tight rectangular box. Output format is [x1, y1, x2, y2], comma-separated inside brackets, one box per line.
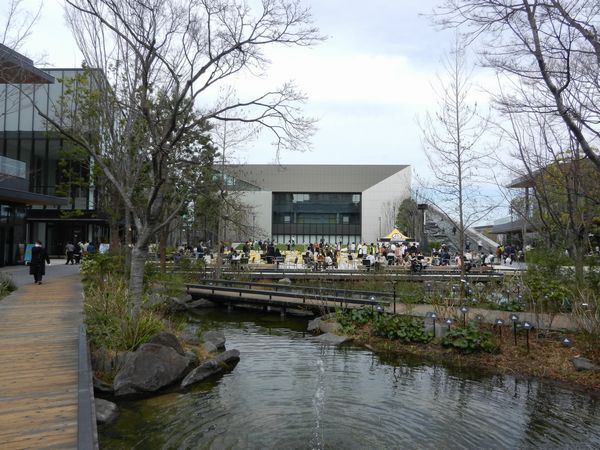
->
[113, 343, 190, 396]
[188, 298, 216, 309]
[307, 317, 322, 332]
[202, 330, 226, 350]
[572, 357, 600, 372]
[181, 349, 241, 388]
[313, 333, 351, 345]
[93, 377, 114, 395]
[307, 317, 339, 334]
[91, 348, 132, 374]
[95, 398, 119, 425]
[180, 326, 201, 345]
[148, 332, 185, 355]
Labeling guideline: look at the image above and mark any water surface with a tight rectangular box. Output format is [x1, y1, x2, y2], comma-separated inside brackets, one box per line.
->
[99, 309, 600, 449]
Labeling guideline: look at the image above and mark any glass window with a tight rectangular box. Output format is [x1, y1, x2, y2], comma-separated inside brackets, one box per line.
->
[19, 85, 35, 131]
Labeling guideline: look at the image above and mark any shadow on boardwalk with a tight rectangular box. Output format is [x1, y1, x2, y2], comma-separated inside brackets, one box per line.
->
[0, 264, 96, 449]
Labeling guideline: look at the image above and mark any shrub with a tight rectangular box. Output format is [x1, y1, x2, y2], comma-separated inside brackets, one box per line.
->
[337, 306, 376, 327]
[441, 324, 498, 354]
[372, 314, 432, 343]
[81, 253, 126, 283]
[0, 272, 17, 299]
[84, 277, 162, 351]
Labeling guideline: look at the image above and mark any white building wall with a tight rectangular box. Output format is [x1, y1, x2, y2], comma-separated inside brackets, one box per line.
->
[361, 167, 411, 243]
[237, 190, 272, 240]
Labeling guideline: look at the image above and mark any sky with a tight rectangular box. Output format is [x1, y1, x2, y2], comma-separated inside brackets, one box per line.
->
[13, 0, 508, 218]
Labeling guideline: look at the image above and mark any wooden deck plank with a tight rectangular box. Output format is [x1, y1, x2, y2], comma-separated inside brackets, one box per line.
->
[0, 274, 85, 449]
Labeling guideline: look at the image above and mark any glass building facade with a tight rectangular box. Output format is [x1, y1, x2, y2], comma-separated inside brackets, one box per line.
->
[272, 192, 361, 244]
[0, 68, 109, 262]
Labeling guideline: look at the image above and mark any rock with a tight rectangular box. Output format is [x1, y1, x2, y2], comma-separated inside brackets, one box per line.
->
[319, 321, 340, 334]
[93, 377, 114, 395]
[148, 332, 185, 355]
[278, 278, 292, 285]
[307, 317, 322, 332]
[202, 330, 226, 350]
[572, 357, 600, 372]
[307, 317, 339, 334]
[188, 298, 215, 309]
[165, 296, 189, 313]
[113, 343, 190, 396]
[313, 333, 351, 345]
[180, 326, 201, 345]
[184, 350, 199, 368]
[203, 341, 218, 353]
[95, 398, 119, 425]
[181, 349, 241, 388]
[146, 292, 166, 308]
[91, 348, 131, 373]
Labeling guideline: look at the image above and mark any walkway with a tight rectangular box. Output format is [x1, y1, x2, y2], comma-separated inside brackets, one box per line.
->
[0, 262, 96, 449]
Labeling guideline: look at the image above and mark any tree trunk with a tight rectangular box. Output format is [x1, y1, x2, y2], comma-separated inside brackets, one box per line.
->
[109, 220, 120, 255]
[129, 244, 148, 318]
[159, 226, 168, 273]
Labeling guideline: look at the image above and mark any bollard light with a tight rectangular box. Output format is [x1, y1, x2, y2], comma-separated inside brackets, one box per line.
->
[522, 321, 533, 352]
[509, 314, 519, 346]
[459, 306, 469, 327]
[560, 336, 573, 347]
[495, 318, 504, 338]
[445, 318, 453, 330]
[429, 312, 438, 337]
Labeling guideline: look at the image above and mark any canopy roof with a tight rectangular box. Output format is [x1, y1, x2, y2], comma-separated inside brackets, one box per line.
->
[384, 228, 410, 241]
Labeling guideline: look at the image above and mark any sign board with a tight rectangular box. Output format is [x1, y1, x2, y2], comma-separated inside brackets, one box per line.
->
[24, 243, 33, 264]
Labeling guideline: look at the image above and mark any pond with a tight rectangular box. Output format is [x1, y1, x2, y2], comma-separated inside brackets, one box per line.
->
[99, 309, 600, 449]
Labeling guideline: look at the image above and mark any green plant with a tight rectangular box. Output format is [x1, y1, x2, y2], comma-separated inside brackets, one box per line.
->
[441, 324, 498, 353]
[372, 314, 432, 343]
[497, 301, 525, 312]
[84, 277, 162, 351]
[81, 253, 126, 284]
[0, 272, 17, 299]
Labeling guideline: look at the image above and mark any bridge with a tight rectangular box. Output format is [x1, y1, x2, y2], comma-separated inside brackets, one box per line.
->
[186, 279, 392, 315]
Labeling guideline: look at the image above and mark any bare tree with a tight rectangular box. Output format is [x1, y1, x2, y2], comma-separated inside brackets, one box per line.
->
[420, 38, 496, 279]
[33, 0, 321, 313]
[0, 0, 42, 51]
[0, 1, 44, 124]
[495, 96, 600, 281]
[436, 0, 600, 172]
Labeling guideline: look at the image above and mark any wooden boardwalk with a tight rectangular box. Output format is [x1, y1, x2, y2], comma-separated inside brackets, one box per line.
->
[0, 273, 92, 449]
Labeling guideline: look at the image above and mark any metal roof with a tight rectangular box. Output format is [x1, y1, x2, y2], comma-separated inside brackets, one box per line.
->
[224, 164, 409, 192]
[0, 187, 68, 206]
[0, 44, 55, 84]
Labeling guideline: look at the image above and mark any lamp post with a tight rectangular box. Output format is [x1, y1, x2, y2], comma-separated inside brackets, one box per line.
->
[445, 318, 453, 330]
[430, 312, 437, 338]
[560, 336, 573, 348]
[460, 306, 469, 327]
[495, 318, 504, 338]
[509, 314, 519, 346]
[522, 321, 533, 353]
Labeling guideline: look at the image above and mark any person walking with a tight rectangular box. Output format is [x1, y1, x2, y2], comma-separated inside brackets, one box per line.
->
[30, 240, 50, 284]
[65, 242, 75, 265]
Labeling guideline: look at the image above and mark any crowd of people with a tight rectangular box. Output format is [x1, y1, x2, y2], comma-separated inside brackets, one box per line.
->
[168, 237, 526, 273]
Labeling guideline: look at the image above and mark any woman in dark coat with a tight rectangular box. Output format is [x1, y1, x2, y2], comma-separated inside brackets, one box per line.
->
[30, 241, 51, 284]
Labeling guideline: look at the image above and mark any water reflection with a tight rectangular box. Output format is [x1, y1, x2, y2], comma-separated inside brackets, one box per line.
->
[99, 309, 600, 449]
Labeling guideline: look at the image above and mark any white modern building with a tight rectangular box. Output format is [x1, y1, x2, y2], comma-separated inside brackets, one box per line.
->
[223, 164, 411, 244]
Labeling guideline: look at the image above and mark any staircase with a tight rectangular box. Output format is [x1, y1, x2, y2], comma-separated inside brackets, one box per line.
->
[424, 207, 498, 255]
